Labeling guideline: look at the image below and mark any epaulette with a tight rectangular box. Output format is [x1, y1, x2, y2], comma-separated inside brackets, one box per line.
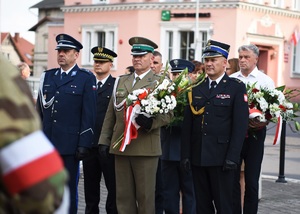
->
[118, 73, 132, 80]
[44, 68, 59, 73]
[230, 77, 243, 84]
[80, 68, 93, 75]
[119, 73, 131, 77]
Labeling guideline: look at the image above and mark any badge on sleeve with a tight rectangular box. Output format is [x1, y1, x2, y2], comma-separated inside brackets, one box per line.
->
[244, 94, 248, 102]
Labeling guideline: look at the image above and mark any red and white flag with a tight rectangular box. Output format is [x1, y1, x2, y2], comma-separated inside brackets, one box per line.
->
[0, 131, 64, 195]
[291, 30, 299, 46]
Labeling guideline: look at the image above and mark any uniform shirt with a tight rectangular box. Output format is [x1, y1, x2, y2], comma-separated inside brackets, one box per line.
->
[97, 74, 109, 87]
[230, 67, 275, 89]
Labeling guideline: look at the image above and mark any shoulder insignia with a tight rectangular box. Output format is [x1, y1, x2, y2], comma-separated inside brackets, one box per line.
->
[230, 77, 243, 84]
[119, 73, 131, 77]
[79, 68, 93, 75]
[44, 68, 59, 73]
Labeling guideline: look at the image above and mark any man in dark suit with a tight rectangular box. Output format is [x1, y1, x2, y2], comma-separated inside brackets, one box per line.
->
[99, 36, 173, 214]
[36, 33, 97, 214]
[161, 59, 196, 214]
[83, 46, 118, 214]
[181, 40, 249, 214]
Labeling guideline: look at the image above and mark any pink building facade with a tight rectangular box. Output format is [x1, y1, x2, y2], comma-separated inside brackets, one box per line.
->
[41, 0, 300, 97]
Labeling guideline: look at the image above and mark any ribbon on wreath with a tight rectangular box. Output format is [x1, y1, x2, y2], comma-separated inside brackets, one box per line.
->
[273, 115, 282, 145]
[119, 104, 140, 152]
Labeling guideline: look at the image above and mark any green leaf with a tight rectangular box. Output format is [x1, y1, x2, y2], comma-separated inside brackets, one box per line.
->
[275, 85, 285, 92]
[295, 121, 300, 131]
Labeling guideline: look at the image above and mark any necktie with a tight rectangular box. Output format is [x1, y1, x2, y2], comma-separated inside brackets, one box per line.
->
[133, 77, 140, 87]
[97, 82, 102, 91]
[61, 72, 67, 80]
[210, 81, 217, 94]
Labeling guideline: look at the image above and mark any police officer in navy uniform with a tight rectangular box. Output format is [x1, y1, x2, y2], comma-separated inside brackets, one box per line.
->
[161, 59, 196, 214]
[36, 33, 97, 214]
[181, 40, 249, 213]
[83, 46, 118, 214]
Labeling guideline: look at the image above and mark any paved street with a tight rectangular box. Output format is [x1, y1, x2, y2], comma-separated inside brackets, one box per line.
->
[77, 132, 300, 214]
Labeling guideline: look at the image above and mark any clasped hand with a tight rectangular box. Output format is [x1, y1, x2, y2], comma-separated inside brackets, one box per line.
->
[135, 114, 153, 130]
[75, 147, 90, 160]
[249, 117, 269, 129]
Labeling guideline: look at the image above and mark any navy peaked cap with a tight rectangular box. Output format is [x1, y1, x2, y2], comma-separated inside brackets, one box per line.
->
[170, 59, 195, 73]
[202, 40, 230, 59]
[91, 46, 117, 62]
[55, 33, 83, 51]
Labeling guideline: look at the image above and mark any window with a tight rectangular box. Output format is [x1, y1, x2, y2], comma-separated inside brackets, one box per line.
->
[82, 24, 117, 66]
[248, 0, 263, 4]
[166, 31, 173, 60]
[293, 0, 300, 11]
[292, 43, 300, 75]
[161, 22, 210, 63]
[272, 0, 284, 8]
[180, 31, 194, 60]
[92, 0, 108, 4]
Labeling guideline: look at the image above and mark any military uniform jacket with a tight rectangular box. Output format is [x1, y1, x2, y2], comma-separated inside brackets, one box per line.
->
[99, 71, 173, 156]
[181, 74, 249, 166]
[161, 123, 183, 161]
[36, 65, 97, 155]
[92, 75, 115, 147]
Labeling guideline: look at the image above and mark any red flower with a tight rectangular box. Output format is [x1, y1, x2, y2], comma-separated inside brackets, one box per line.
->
[265, 112, 273, 120]
[279, 105, 286, 112]
[249, 102, 255, 109]
[252, 88, 260, 93]
[138, 90, 148, 100]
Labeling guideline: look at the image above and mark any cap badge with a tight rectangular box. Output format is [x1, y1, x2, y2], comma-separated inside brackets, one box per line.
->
[98, 47, 103, 53]
[135, 37, 139, 43]
[174, 59, 179, 67]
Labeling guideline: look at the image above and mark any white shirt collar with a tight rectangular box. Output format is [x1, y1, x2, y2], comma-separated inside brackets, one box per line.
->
[209, 72, 225, 85]
[97, 74, 110, 85]
[60, 64, 76, 75]
[134, 69, 151, 80]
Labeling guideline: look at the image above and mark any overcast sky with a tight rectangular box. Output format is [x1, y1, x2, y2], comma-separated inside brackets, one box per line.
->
[0, 0, 40, 44]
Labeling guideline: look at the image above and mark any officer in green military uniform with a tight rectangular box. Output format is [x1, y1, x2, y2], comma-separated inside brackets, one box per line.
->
[0, 55, 68, 214]
[99, 36, 173, 214]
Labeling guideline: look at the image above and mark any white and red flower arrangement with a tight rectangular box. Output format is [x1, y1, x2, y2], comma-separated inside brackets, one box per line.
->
[247, 83, 300, 144]
[113, 66, 205, 151]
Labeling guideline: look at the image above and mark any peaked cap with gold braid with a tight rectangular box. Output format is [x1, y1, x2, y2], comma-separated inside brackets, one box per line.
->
[91, 46, 117, 62]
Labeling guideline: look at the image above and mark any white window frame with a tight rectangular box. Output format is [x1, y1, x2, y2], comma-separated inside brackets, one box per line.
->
[271, 0, 284, 8]
[81, 24, 118, 68]
[92, 0, 109, 4]
[248, 0, 263, 4]
[292, 0, 300, 11]
[291, 43, 300, 75]
[160, 21, 211, 64]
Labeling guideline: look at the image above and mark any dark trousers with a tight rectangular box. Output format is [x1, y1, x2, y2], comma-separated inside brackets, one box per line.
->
[82, 147, 117, 214]
[192, 165, 235, 214]
[155, 159, 164, 214]
[233, 128, 266, 214]
[62, 155, 80, 214]
[162, 160, 196, 214]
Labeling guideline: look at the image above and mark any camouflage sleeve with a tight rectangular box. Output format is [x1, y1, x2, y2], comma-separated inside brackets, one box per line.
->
[0, 56, 68, 214]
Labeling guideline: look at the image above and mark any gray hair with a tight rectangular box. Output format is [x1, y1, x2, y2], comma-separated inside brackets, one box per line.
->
[238, 44, 259, 57]
[153, 50, 162, 58]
